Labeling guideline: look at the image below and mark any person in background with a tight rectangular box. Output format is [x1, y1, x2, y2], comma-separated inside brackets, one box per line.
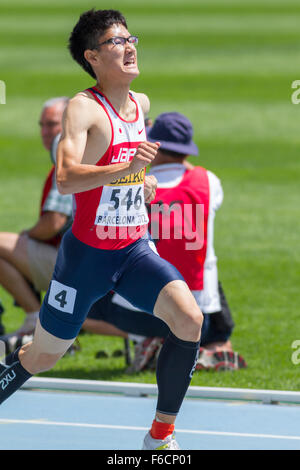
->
[0, 97, 73, 343]
[83, 112, 246, 372]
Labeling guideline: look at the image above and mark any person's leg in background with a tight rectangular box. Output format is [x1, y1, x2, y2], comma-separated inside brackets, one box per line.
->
[196, 282, 247, 371]
[0, 233, 41, 338]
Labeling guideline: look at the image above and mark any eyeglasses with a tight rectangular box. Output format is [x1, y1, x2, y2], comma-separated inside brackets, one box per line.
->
[97, 35, 139, 48]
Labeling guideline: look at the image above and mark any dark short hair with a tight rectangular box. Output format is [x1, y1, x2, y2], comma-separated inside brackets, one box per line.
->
[68, 9, 127, 79]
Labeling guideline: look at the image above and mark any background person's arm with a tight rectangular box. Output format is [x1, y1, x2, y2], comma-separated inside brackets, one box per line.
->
[22, 212, 68, 241]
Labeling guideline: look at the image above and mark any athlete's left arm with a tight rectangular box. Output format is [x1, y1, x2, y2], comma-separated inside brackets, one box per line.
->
[132, 92, 156, 202]
[144, 174, 157, 203]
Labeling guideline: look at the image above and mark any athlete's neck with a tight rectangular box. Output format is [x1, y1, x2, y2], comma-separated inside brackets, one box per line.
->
[95, 81, 133, 119]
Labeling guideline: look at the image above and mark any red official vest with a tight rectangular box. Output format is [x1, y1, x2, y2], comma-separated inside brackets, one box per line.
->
[149, 166, 210, 290]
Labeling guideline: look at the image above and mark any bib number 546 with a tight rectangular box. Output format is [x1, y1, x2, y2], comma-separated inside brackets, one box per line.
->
[109, 187, 142, 211]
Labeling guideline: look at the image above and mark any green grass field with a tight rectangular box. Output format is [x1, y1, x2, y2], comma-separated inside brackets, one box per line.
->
[0, 0, 300, 391]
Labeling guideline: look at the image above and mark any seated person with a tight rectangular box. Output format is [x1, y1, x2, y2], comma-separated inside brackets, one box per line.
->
[0, 97, 73, 342]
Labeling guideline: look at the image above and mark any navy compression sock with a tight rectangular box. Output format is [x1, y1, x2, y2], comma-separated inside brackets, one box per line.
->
[0, 347, 32, 405]
[0, 346, 18, 374]
[156, 331, 200, 415]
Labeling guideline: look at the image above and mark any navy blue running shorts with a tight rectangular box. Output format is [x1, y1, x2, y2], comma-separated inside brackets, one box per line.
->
[39, 229, 184, 339]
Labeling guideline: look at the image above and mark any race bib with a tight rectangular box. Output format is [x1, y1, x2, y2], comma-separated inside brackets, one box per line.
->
[48, 280, 77, 314]
[95, 168, 149, 227]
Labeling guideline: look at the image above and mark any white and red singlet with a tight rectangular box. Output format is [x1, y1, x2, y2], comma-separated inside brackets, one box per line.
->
[72, 87, 148, 250]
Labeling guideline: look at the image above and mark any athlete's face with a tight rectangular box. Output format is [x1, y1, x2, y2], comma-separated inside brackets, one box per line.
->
[39, 103, 64, 151]
[86, 24, 140, 83]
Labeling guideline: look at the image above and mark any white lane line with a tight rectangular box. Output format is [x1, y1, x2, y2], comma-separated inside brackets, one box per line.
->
[0, 419, 300, 441]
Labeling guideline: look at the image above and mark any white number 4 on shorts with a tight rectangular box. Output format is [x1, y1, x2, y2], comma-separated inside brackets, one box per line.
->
[48, 280, 77, 314]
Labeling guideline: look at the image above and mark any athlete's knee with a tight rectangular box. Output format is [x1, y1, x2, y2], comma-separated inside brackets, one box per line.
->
[19, 345, 62, 375]
[31, 352, 61, 374]
[187, 305, 203, 329]
[166, 306, 203, 342]
[178, 305, 203, 340]
[154, 281, 203, 341]
[19, 318, 75, 374]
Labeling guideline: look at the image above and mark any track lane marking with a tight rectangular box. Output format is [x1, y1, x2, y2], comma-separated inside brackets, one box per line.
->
[1, 419, 300, 441]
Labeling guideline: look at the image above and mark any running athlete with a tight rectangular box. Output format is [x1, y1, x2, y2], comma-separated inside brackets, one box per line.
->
[0, 10, 203, 450]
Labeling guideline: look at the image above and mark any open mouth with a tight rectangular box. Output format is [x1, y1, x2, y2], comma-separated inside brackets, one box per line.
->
[124, 57, 136, 66]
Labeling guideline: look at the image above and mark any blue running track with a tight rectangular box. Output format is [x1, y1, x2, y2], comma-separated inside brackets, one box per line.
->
[0, 388, 300, 450]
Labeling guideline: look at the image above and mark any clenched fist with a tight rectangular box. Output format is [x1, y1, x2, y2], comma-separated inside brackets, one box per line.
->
[144, 174, 158, 203]
[129, 141, 160, 174]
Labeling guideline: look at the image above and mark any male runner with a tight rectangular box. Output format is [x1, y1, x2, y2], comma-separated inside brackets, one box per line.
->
[0, 10, 203, 450]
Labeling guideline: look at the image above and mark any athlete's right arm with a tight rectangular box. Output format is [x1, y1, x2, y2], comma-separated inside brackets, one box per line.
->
[56, 95, 130, 194]
[56, 95, 159, 195]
